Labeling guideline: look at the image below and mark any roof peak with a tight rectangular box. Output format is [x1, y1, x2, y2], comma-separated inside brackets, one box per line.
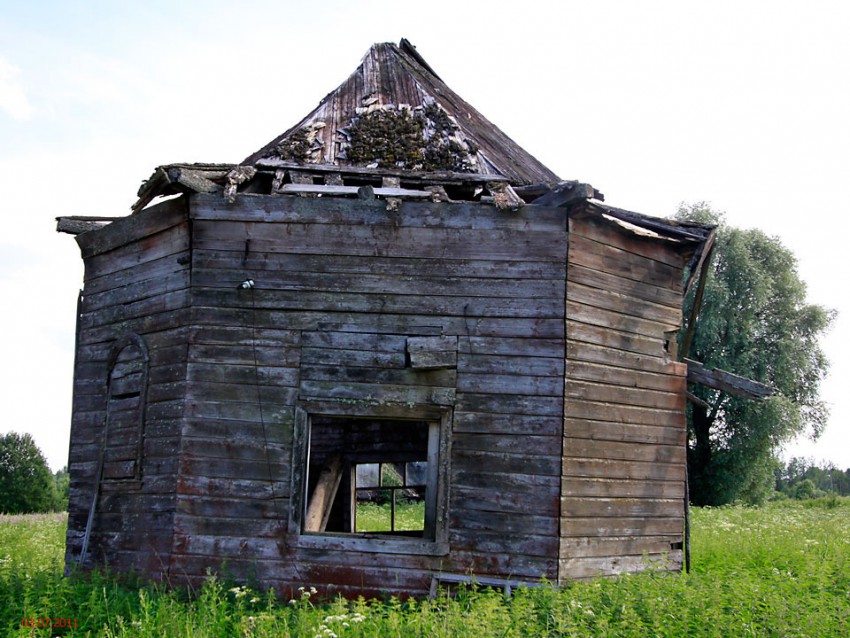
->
[242, 39, 559, 186]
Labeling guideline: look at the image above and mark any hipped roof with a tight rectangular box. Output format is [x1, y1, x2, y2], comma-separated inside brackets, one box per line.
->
[243, 39, 560, 187]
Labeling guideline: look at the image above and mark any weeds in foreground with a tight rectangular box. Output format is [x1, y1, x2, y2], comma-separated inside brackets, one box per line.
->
[1, 502, 849, 636]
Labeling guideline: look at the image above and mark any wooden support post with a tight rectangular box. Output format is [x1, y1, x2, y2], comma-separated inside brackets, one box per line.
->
[304, 455, 343, 532]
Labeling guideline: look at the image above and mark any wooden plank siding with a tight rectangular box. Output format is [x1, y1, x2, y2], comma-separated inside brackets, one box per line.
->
[65, 198, 191, 576]
[163, 193, 567, 593]
[559, 215, 688, 582]
[65, 189, 697, 596]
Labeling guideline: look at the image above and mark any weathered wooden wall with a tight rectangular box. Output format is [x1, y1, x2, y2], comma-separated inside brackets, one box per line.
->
[170, 192, 568, 597]
[559, 214, 688, 580]
[65, 189, 696, 597]
[66, 198, 190, 575]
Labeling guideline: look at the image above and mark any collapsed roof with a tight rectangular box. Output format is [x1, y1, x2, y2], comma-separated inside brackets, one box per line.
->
[60, 38, 715, 272]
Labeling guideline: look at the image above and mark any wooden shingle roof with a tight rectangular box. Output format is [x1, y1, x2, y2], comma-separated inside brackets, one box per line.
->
[242, 39, 560, 187]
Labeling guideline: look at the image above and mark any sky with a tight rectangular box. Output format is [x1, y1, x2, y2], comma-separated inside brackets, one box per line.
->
[1, 0, 848, 472]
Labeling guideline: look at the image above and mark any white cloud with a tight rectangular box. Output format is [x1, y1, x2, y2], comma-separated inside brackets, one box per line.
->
[0, 57, 33, 120]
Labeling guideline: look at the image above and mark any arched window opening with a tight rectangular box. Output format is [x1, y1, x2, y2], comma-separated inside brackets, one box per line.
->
[103, 334, 149, 482]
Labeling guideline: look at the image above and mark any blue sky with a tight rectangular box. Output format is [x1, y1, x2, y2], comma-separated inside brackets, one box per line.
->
[2, 0, 849, 471]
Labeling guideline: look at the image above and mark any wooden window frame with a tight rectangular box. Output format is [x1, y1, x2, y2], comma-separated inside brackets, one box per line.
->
[290, 402, 451, 556]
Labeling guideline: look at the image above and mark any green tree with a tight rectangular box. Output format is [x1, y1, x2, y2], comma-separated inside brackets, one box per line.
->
[0, 432, 56, 514]
[52, 466, 70, 511]
[677, 204, 834, 505]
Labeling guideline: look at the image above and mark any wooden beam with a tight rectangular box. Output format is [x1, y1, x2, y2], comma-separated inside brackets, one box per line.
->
[253, 158, 510, 184]
[279, 183, 432, 198]
[530, 180, 598, 208]
[304, 455, 343, 532]
[685, 359, 772, 399]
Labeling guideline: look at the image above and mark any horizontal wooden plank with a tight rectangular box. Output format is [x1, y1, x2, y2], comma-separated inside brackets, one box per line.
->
[452, 433, 562, 456]
[300, 364, 454, 388]
[278, 183, 432, 197]
[459, 353, 564, 377]
[298, 380, 455, 406]
[571, 215, 687, 269]
[563, 418, 685, 447]
[565, 398, 683, 427]
[84, 251, 190, 296]
[176, 495, 285, 520]
[189, 343, 300, 366]
[77, 197, 187, 259]
[177, 456, 289, 483]
[195, 288, 563, 319]
[452, 412, 563, 436]
[567, 299, 680, 337]
[562, 457, 686, 482]
[567, 281, 681, 327]
[302, 331, 405, 351]
[186, 397, 297, 422]
[190, 307, 565, 339]
[452, 448, 561, 477]
[458, 336, 564, 357]
[566, 338, 681, 375]
[568, 234, 681, 290]
[564, 438, 685, 464]
[560, 535, 683, 559]
[190, 325, 301, 346]
[194, 249, 566, 280]
[193, 268, 563, 299]
[192, 192, 567, 232]
[192, 221, 568, 262]
[188, 363, 300, 387]
[451, 508, 558, 537]
[560, 477, 684, 499]
[82, 271, 189, 314]
[180, 418, 293, 447]
[177, 474, 289, 499]
[452, 469, 561, 491]
[451, 492, 559, 517]
[564, 379, 683, 410]
[559, 553, 682, 580]
[566, 359, 685, 392]
[449, 529, 558, 558]
[173, 513, 284, 537]
[456, 392, 563, 416]
[79, 290, 191, 331]
[567, 262, 681, 308]
[567, 321, 670, 360]
[560, 516, 682, 537]
[302, 346, 405, 369]
[186, 380, 296, 404]
[457, 372, 562, 397]
[172, 533, 284, 559]
[560, 497, 683, 518]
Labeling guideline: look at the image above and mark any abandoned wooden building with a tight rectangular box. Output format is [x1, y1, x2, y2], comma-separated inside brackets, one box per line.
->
[58, 39, 719, 598]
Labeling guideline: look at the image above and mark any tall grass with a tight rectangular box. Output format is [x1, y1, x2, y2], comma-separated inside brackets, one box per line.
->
[2, 502, 848, 636]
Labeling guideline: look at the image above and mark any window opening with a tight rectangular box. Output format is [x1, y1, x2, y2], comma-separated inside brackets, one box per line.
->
[303, 417, 436, 539]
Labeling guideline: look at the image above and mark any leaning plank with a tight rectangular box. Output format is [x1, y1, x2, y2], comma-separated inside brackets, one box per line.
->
[304, 455, 343, 533]
[685, 359, 773, 399]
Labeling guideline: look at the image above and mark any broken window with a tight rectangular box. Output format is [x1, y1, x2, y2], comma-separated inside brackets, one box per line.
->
[302, 417, 440, 539]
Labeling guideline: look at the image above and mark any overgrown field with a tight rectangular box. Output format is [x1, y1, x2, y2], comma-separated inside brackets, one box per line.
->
[1, 501, 849, 636]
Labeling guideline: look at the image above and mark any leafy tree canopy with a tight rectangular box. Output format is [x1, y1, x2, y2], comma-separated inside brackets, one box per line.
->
[677, 204, 834, 505]
[0, 432, 56, 514]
